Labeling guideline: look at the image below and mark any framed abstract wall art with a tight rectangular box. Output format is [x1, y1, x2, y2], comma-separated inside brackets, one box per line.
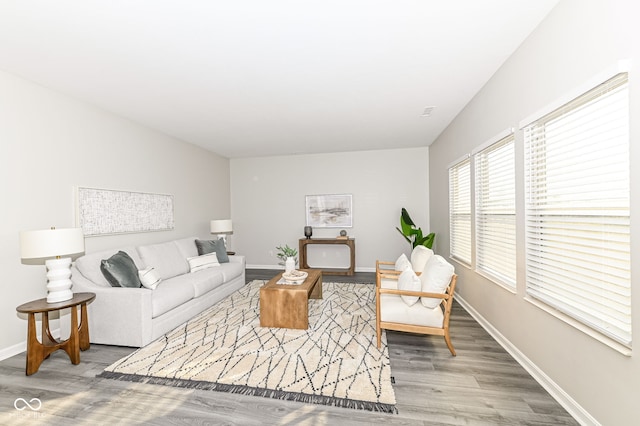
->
[76, 187, 174, 236]
[305, 194, 353, 228]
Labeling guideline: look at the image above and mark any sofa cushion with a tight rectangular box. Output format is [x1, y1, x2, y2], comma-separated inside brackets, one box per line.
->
[195, 239, 229, 263]
[174, 237, 199, 259]
[151, 276, 196, 318]
[187, 253, 220, 273]
[420, 255, 455, 309]
[137, 241, 189, 280]
[214, 260, 244, 282]
[410, 245, 434, 273]
[174, 268, 226, 298]
[100, 251, 142, 288]
[397, 268, 421, 306]
[75, 246, 142, 287]
[138, 267, 162, 290]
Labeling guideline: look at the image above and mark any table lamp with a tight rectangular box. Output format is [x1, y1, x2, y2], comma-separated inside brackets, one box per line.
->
[210, 219, 233, 245]
[20, 227, 85, 303]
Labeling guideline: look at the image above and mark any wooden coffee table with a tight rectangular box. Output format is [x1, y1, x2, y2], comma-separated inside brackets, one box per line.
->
[259, 269, 322, 329]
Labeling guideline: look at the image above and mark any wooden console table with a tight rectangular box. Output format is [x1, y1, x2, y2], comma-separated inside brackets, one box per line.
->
[16, 292, 95, 376]
[299, 238, 355, 276]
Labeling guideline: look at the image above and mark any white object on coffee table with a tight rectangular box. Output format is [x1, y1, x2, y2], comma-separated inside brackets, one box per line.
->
[282, 270, 308, 283]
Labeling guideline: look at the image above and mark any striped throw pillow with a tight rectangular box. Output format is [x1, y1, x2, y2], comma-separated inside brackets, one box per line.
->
[187, 252, 220, 273]
[138, 267, 162, 290]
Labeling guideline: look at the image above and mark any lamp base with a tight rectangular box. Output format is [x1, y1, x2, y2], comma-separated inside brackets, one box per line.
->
[45, 257, 74, 303]
[218, 234, 228, 249]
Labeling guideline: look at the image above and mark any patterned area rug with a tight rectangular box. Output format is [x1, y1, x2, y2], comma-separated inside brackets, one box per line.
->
[99, 280, 397, 413]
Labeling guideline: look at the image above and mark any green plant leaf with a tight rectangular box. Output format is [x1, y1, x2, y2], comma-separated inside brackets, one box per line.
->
[397, 208, 436, 250]
[417, 232, 435, 249]
[399, 208, 415, 237]
[396, 227, 412, 244]
[275, 244, 297, 261]
[400, 208, 415, 226]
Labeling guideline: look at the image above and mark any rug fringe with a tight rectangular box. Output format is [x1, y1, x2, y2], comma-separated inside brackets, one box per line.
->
[97, 371, 398, 414]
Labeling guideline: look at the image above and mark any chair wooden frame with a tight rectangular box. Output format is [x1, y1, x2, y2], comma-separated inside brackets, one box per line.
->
[375, 260, 458, 356]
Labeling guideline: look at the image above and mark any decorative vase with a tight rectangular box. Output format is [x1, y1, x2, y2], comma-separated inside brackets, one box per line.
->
[304, 226, 312, 239]
[285, 256, 296, 273]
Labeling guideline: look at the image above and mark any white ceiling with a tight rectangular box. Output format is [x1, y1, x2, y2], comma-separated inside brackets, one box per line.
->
[0, 1, 559, 158]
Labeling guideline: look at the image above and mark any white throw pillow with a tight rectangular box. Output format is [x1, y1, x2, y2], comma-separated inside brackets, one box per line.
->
[410, 245, 434, 272]
[187, 252, 220, 273]
[420, 255, 455, 309]
[138, 267, 162, 290]
[397, 268, 421, 306]
[394, 253, 411, 272]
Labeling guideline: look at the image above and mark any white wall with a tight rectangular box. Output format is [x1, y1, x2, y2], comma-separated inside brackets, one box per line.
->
[230, 148, 429, 271]
[428, 1, 638, 424]
[0, 70, 231, 355]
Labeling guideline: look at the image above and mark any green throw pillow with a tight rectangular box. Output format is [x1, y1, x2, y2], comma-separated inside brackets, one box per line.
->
[100, 251, 142, 288]
[195, 239, 229, 263]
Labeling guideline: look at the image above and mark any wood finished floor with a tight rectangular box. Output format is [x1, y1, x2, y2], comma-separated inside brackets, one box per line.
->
[0, 270, 578, 425]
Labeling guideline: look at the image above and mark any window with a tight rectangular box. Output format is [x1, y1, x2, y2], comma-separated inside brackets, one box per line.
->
[522, 72, 631, 347]
[474, 132, 516, 287]
[449, 157, 471, 264]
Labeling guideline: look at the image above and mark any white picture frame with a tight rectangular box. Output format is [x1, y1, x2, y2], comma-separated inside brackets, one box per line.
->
[305, 194, 353, 228]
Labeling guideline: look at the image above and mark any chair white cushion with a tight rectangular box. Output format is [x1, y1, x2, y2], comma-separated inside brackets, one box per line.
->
[397, 268, 421, 306]
[410, 245, 434, 273]
[394, 253, 411, 272]
[380, 277, 398, 290]
[420, 255, 455, 309]
[380, 294, 444, 328]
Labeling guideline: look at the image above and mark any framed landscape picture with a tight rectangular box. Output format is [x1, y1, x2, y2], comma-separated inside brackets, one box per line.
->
[305, 194, 353, 228]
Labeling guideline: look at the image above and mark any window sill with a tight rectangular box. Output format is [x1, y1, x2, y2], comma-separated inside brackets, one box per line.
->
[448, 256, 471, 270]
[476, 269, 516, 295]
[524, 296, 632, 357]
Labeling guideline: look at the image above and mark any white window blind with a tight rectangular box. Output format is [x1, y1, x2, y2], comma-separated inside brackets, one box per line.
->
[523, 72, 631, 347]
[449, 158, 472, 264]
[475, 133, 516, 287]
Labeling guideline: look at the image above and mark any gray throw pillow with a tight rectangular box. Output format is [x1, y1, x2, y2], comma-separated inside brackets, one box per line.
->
[195, 239, 229, 263]
[100, 251, 142, 288]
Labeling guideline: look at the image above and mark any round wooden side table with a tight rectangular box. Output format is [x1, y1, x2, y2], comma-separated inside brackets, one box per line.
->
[16, 292, 96, 376]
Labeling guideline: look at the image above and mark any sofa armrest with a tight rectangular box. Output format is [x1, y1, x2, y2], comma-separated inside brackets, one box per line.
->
[378, 287, 450, 300]
[227, 255, 246, 267]
[376, 260, 396, 274]
[69, 265, 153, 346]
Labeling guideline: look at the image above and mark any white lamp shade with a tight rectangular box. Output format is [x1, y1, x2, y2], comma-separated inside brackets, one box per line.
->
[20, 227, 85, 259]
[210, 219, 233, 234]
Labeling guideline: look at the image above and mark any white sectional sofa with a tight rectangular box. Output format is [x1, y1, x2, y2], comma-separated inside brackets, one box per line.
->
[68, 237, 246, 347]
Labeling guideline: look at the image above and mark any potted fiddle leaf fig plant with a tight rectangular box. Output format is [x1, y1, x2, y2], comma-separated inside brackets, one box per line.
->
[396, 208, 435, 249]
[276, 244, 298, 272]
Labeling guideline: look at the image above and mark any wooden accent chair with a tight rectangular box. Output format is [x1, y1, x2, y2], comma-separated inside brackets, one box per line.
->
[375, 260, 458, 356]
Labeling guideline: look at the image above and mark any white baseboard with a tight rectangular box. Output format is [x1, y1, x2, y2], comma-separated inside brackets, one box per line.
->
[246, 264, 282, 270]
[0, 341, 26, 362]
[246, 265, 376, 273]
[454, 294, 600, 426]
[0, 327, 61, 362]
